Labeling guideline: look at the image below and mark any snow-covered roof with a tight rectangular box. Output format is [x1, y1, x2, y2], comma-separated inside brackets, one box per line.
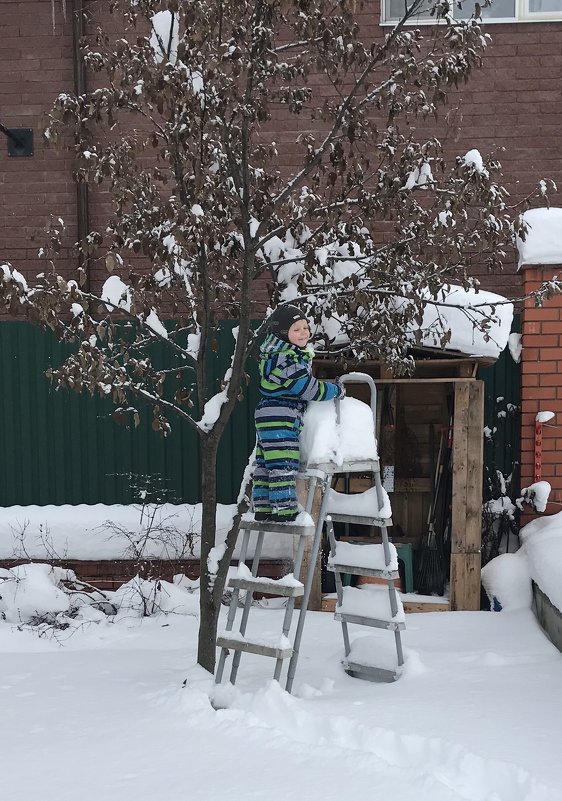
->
[517, 208, 562, 268]
[416, 286, 513, 360]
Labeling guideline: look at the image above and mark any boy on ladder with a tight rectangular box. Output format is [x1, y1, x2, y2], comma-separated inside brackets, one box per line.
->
[252, 305, 345, 523]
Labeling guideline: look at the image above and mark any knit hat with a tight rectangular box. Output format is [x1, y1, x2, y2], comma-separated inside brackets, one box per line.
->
[267, 305, 308, 341]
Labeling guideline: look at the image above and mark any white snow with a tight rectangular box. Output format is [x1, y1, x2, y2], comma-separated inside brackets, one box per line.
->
[197, 389, 228, 431]
[326, 485, 392, 521]
[517, 208, 562, 267]
[481, 552, 533, 612]
[508, 331, 522, 363]
[536, 410, 555, 423]
[0, 503, 292, 561]
[463, 148, 488, 176]
[418, 285, 513, 359]
[339, 584, 405, 623]
[101, 274, 132, 312]
[149, 10, 179, 63]
[520, 510, 562, 612]
[519, 481, 552, 513]
[0, 605, 561, 801]
[300, 396, 378, 467]
[329, 541, 398, 572]
[145, 309, 168, 339]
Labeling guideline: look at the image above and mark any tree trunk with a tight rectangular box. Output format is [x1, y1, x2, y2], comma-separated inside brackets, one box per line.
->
[197, 433, 221, 673]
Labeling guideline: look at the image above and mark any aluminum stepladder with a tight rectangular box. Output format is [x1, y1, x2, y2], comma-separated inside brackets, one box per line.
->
[312, 373, 405, 682]
[214, 468, 326, 691]
[215, 372, 404, 691]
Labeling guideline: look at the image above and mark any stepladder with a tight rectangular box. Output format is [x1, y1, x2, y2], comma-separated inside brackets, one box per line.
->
[214, 372, 405, 691]
[214, 470, 325, 691]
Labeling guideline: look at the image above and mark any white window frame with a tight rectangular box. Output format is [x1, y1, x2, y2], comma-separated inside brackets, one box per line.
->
[381, 0, 562, 25]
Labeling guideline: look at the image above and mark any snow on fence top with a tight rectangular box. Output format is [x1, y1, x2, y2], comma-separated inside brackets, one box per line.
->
[300, 397, 378, 467]
[517, 208, 562, 268]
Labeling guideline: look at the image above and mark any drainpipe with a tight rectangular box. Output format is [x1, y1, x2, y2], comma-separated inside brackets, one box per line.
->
[72, 0, 90, 292]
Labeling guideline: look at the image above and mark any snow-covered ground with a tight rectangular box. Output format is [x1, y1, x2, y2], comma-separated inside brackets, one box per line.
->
[1, 604, 561, 801]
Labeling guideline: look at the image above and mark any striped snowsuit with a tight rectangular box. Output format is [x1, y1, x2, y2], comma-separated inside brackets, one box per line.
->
[252, 334, 341, 521]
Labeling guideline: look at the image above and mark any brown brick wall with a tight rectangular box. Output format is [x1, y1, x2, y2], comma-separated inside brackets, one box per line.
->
[520, 265, 562, 512]
[0, 1, 77, 280]
[1, 3, 562, 302]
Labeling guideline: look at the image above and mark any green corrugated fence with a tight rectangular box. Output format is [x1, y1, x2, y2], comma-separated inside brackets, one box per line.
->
[478, 315, 521, 496]
[0, 321, 259, 506]
[0, 320, 520, 507]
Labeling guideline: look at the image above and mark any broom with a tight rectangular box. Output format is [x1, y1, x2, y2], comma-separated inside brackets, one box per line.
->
[416, 427, 447, 596]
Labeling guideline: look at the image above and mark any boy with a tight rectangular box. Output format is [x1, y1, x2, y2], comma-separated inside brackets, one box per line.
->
[252, 305, 344, 523]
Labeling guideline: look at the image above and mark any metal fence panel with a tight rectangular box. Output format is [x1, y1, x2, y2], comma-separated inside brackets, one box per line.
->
[0, 321, 258, 506]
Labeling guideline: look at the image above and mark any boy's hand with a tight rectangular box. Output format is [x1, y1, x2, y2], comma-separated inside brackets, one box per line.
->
[335, 379, 346, 399]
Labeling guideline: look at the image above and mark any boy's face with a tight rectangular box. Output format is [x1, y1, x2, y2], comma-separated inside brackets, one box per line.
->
[288, 319, 310, 348]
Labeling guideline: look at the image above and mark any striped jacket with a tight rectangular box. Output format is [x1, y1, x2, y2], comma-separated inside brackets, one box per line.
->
[258, 334, 341, 404]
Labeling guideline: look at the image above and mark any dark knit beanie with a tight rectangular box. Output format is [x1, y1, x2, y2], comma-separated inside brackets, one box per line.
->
[267, 305, 308, 341]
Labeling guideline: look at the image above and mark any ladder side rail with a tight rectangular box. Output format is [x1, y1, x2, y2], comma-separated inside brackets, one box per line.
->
[285, 473, 332, 693]
[229, 530, 265, 684]
[328, 517, 351, 656]
[395, 629, 405, 666]
[272, 474, 317, 681]
[215, 528, 253, 684]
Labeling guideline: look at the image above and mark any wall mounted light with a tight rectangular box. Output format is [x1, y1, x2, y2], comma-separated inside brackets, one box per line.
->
[0, 124, 34, 157]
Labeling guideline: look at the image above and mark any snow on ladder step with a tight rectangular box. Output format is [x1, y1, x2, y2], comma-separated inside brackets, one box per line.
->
[328, 541, 399, 579]
[240, 511, 315, 537]
[216, 630, 293, 660]
[342, 635, 403, 683]
[325, 485, 392, 524]
[228, 563, 304, 598]
[335, 586, 405, 630]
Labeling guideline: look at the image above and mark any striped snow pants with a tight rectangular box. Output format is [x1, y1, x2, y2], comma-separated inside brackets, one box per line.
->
[252, 397, 305, 521]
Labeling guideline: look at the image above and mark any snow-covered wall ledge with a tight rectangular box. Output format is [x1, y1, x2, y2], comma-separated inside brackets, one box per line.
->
[516, 208, 562, 269]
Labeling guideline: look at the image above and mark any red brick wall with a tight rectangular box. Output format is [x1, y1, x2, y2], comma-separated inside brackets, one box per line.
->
[0, 0, 77, 280]
[1, 3, 562, 301]
[520, 265, 562, 512]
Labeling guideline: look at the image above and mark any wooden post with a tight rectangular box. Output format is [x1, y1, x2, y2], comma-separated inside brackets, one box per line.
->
[450, 380, 484, 610]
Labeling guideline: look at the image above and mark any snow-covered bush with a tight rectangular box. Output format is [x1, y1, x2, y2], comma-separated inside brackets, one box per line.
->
[0, 564, 199, 630]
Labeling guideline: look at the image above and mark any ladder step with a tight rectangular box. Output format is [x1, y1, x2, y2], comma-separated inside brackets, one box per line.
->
[335, 611, 406, 630]
[329, 541, 398, 573]
[326, 512, 393, 526]
[342, 659, 402, 683]
[240, 513, 315, 537]
[338, 585, 405, 624]
[216, 631, 293, 659]
[228, 576, 304, 597]
[307, 459, 380, 474]
[326, 485, 391, 523]
[328, 564, 399, 580]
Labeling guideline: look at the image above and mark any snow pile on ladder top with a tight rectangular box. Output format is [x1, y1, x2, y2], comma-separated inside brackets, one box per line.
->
[300, 397, 377, 467]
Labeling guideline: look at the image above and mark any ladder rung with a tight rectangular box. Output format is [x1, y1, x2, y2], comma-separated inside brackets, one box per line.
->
[328, 564, 399, 580]
[342, 659, 402, 683]
[326, 512, 392, 526]
[228, 576, 304, 597]
[307, 459, 380, 474]
[216, 634, 293, 660]
[239, 517, 315, 536]
[334, 611, 406, 631]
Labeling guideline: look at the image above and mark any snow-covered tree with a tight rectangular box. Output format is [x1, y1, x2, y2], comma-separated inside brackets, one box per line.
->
[0, 0, 557, 672]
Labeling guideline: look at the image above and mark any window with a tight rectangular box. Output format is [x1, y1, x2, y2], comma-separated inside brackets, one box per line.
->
[382, 0, 562, 24]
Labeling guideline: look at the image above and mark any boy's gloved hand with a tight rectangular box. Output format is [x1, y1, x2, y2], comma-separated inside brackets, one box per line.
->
[335, 379, 346, 399]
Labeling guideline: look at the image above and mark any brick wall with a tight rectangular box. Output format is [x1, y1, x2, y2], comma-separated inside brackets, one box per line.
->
[520, 265, 562, 512]
[0, 0, 77, 280]
[1, 3, 562, 301]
